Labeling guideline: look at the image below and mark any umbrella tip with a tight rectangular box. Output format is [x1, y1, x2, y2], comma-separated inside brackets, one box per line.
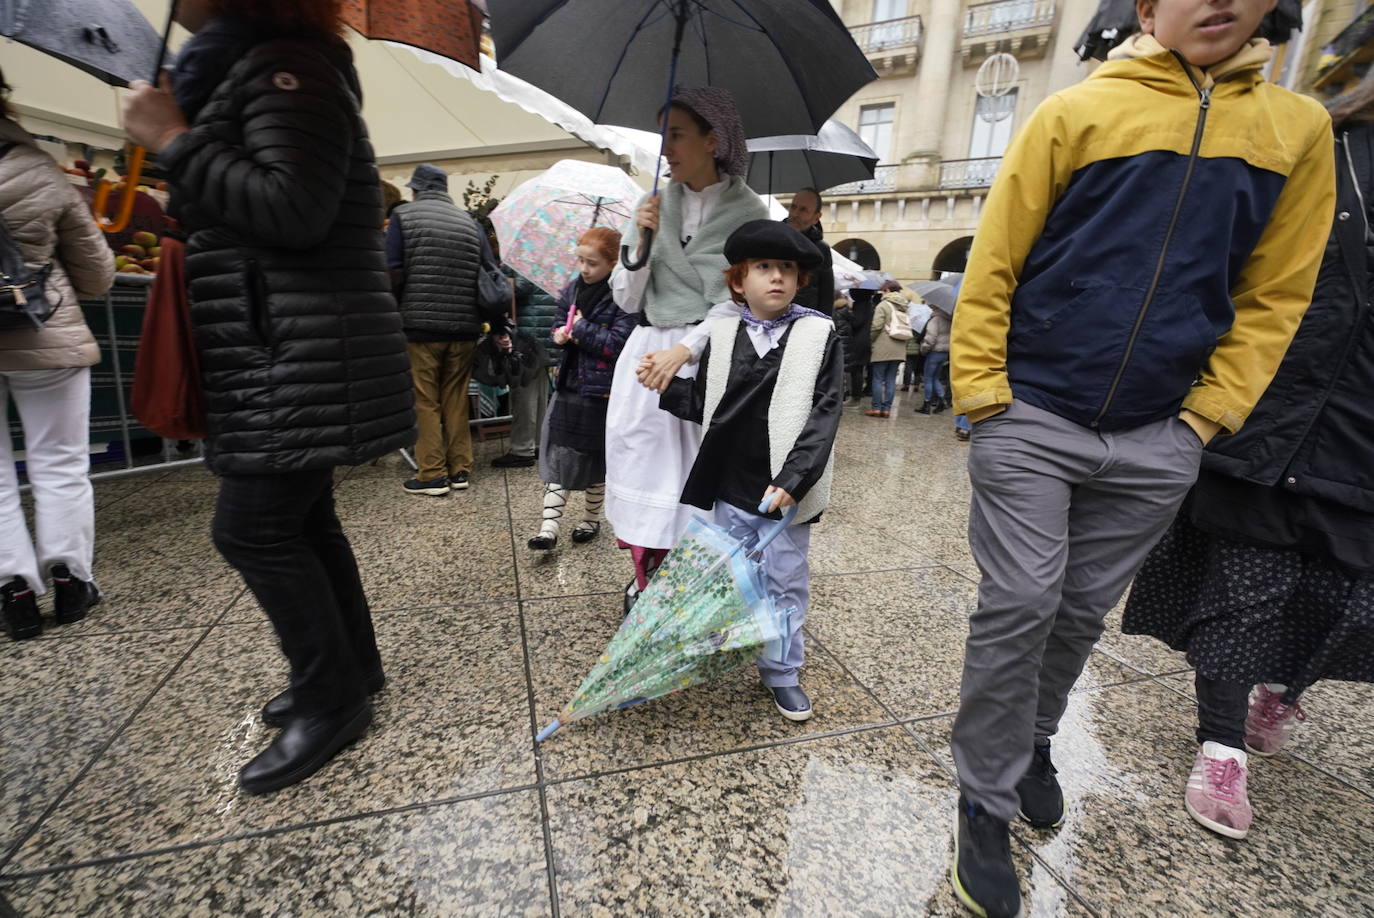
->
[536, 720, 561, 743]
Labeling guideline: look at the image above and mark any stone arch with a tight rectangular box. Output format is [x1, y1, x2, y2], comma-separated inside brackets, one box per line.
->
[933, 236, 974, 275]
[834, 238, 881, 271]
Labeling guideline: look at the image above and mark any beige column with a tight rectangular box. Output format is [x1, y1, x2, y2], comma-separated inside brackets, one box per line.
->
[907, 0, 962, 187]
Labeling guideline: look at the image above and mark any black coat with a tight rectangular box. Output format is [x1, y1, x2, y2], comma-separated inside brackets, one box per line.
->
[1201, 124, 1374, 516]
[661, 321, 844, 521]
[844, 291, 876, 369]
[162, 35, 414, 475]
[791, 221, 834, 317]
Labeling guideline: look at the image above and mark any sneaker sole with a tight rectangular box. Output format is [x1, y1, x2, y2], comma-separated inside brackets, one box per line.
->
[950, 812, 1025, 918]
[1243, 742, 1281, 758]
[404, 487, 450, 497]
[1016, 807, 1065, 830]
[449, 482, 470, 491]
[773, 701, 813, 722]
[1184, 796, 1249, 840]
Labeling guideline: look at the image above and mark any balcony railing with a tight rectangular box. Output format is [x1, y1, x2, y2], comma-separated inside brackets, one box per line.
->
[939, 157, 1002, 189]
[850, 15, 923, 53]
[964, 0, 1055, 37]
[827, 164, 898, 195]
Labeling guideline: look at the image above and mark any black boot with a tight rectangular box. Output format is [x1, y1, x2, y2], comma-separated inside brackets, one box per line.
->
[1, 577, 41, 641]
[933, 397, 949, 414]
[261, 670, 385, 728]
[1016, 741, 1065, 828]
[239, 699, 373, 795]
[951, 796, 1022, 918]
[51, 564, 101, 625]
[917, 400, 934, 415]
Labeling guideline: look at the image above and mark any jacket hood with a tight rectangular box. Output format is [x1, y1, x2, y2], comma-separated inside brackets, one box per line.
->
[1103, 34, 1271, 91]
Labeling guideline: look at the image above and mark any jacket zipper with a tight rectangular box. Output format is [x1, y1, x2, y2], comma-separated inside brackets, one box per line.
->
[1092, 54, 1211, 427]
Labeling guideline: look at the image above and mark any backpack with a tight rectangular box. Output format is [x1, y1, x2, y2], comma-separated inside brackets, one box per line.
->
[0, 143, 58, 330]
[883, 299, 913, 341]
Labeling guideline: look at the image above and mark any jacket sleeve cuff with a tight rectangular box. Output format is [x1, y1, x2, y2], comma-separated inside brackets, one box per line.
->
[155, 129, 197, 175]
[770, 469, 806, 499]
[1181, 389, 1245, 435]
[954, 386, 1014, 421]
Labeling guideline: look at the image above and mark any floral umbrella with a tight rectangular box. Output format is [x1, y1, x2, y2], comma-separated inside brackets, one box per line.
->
[537, 501, 797, 742]
[489, 159, 645, 300]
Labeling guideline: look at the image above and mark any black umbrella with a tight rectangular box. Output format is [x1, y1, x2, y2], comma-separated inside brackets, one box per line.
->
[0, 0, 166, 86]
[745, 120, 879, 196]
[487, 0, 877, 267]
[1074, 0, 1304, 61]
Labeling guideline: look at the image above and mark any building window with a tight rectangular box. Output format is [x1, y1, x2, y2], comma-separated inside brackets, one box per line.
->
[859, 103, 896, 164]
[872, 0, 905, 20]
[969, 89, 1018, 159]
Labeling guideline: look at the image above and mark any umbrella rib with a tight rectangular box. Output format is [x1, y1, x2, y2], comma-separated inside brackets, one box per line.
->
[592, 0, 673, 125]
[720, 0, 819, 129]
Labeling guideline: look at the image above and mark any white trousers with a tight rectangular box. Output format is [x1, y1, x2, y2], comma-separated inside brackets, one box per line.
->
[0, 367, 93, 593]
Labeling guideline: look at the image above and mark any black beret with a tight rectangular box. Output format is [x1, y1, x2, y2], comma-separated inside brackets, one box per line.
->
[723, 219, 823, 270]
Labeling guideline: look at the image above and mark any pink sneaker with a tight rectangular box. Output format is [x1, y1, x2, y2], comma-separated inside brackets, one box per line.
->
[1245, 685, 1307, 756]
[1185, 742, 1252, 839]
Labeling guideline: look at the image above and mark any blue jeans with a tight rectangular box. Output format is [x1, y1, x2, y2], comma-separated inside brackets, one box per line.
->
[923, 351, 949, 402]
[871, 360, 901, 411]
[956, 414, 972, 432]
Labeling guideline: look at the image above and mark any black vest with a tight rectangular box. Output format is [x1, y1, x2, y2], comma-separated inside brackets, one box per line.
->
[394, 192, 483, 336]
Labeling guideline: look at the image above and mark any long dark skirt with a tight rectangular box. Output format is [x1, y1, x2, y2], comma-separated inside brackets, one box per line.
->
[1122, 514, 1374, 695]
[538, 391, 608, 491]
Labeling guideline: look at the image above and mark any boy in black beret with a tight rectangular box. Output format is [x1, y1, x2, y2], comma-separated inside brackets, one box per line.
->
[649, 219, 844, 721]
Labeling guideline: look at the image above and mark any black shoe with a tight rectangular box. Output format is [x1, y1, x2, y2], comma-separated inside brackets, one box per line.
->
[51, 564, 100, 625]
[571, 521, 601, 544]
[403, 476, 449, 497]
[955, 428, 971, 442]
[951, 797, 1022, 918]
[527, 533, 558, 551]
[1, 577, 41, 641]
[492, 452, 536, 468]
[240, 700, 373, 795]
[449, 471, 471, 491]
[1016, 741, 1065, 829]
[769, 685, 813, 722]
[917, 400, 934, 415]
[262, 671, 385, 728]
[933, 397, 949, 414]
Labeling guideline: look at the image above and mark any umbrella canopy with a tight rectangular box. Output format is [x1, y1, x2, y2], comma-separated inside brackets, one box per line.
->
[486, 0, 876, 139]
[537, 501, 797, 742]
[0, 0, 163, 86]
[488, 159, 645, 299]
[342, 0, 485, 71]
[1074, 0, 1304, 60]
[908, 280, 957, 315]
[745, 120, 879, 196]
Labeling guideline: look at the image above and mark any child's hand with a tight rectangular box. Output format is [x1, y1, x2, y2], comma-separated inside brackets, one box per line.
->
[636, 344, 691, 393]
[552, 327, 571, 346]
[762, 486, 796, 513]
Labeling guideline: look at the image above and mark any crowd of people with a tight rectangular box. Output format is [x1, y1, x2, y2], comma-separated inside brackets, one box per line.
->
[1, 0, 1371, 915]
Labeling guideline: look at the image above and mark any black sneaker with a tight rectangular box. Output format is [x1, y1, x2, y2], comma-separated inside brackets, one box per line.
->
[449, 471, 471, 491]
[951, 797, 1022, 918]
[491, 452, 536, 468]
[1, 577, 41, 641]
[1016, 741, 1065, 829]
[403, 476, 450, 496]
[51, 564, 101, 625]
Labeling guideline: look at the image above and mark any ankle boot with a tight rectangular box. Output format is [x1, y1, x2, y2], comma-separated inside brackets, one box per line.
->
[1, 577, 41, 641]
[51, 564, 100, 625]
[240, 699, 373, 795]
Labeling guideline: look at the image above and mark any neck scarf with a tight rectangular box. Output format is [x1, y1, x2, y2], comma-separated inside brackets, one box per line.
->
[739, 302, 828, 332]
[574, 276, 611, 310]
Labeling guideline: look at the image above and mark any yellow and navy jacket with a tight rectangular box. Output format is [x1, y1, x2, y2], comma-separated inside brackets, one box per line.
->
[951, 35, 1336, 433]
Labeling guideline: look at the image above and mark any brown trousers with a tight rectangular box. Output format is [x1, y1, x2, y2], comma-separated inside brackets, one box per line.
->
[407, 340, 476, 481]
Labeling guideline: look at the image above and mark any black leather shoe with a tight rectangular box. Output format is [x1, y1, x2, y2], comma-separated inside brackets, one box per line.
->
[51, 564, 100, 625]
[239, 700, 373, 795]
[261, 671, 385, 728]
[1, 577, 41, 641]
[1016, 741, 1065, 829]
[492, 452, 536, 468]
[951, 796, 1023, 918]
[571, 521, 601, 544]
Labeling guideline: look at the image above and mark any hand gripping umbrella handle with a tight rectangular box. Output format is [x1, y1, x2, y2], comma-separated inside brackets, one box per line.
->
[755, 498, 799, 553]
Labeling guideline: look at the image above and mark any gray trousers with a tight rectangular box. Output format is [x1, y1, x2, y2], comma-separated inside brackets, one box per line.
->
[952, 400, 1203, 821]
[509, 369, 551, 457]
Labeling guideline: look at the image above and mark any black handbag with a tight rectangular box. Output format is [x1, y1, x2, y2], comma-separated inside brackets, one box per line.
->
[476, 229, 513, 322]
[0, 143, 58, 330]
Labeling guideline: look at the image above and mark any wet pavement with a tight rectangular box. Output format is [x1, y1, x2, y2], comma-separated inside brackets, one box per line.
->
[3, 391, 1372, 916]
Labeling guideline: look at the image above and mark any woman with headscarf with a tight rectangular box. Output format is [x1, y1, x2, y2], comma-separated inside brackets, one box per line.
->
[121, 0, 414, 795]
[606, 87, 768, 606]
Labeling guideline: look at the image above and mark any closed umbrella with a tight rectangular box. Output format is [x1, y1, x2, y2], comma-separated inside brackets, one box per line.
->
[486, 0, 877, 267]
[488, 159, 644, 301]
[1075, 0, 1304, 60]
[745, 120, 878, 196]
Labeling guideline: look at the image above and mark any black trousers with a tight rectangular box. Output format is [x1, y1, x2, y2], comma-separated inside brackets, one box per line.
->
[212, 468, 382, 717]
[1195, 672, 1251, 748]
[847, 366, 867, 398]
[902, 354, 923, 387]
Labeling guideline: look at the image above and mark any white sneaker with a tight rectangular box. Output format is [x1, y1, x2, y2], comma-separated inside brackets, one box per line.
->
[1185, 742, 1253, 839]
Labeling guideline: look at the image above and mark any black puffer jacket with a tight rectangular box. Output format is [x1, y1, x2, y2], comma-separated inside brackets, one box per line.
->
[161, 34, 414, 475]
[1202, 123, 1374, 513]
[392, 191, 484, 337]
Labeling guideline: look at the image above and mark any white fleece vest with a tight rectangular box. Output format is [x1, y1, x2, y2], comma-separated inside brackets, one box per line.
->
[702, 315, 835, 522]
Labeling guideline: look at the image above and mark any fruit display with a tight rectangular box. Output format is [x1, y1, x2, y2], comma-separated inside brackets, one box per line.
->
[67, 161, 170, 272]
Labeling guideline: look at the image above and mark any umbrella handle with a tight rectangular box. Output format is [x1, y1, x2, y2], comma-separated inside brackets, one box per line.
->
[621, 228, 653, 271]
[755, 498, 799, 553]
[91, 146, 148, 234]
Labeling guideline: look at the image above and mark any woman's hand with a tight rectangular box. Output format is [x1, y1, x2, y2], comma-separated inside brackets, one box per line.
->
[762, 485, 797, 513]
[635, 195, 661, 234]
[122, 75, 189, 153]
[635, 343, 690, 393]
[552, 326, 571, 346]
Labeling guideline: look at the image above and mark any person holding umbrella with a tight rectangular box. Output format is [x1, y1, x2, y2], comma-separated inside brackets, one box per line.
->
[782, 187, 834, 316]
[121, 0, 415, 795]
[606, 87, 768, 604]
